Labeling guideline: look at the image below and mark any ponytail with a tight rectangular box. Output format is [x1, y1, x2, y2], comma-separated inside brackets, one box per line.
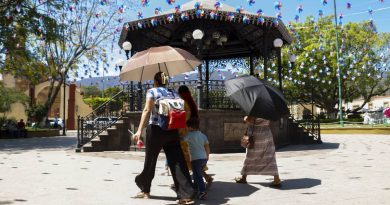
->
[154, 72, 168, 87]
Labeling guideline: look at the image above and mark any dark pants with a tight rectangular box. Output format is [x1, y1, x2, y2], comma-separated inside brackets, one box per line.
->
[191, 159, 207, 193]
[17, 129, 27, 138]
[135, 125, 194, 199]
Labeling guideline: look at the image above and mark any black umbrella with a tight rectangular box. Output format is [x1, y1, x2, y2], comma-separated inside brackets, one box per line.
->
[225, 76, 289, 121]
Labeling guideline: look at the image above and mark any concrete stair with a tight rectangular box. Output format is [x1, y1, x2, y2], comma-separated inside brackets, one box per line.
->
[82, 118, 131, 152]
[287, 118, 319, 144]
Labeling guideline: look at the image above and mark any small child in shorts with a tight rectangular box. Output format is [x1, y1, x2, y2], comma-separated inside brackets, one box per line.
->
[183, 118, 210, 200]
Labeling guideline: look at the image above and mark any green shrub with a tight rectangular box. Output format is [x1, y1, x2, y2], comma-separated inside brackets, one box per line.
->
[346, 118, 364, 123]
[320, 118, 339, 123]
[26, 104, 48, 123]
[347, 113, 362, 119]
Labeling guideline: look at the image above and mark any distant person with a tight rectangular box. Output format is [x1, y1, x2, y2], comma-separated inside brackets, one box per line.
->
[17, 119, 27, 138]
[235, 116, 281, 187]
[54, 117, 59, 129]
[183, 117, 210, 200]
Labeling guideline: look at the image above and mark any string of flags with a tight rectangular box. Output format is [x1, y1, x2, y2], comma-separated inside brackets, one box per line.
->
[2, 0, 388, 84]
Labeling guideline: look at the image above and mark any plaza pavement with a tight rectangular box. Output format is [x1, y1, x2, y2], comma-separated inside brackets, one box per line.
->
[0, 133, 389, 205]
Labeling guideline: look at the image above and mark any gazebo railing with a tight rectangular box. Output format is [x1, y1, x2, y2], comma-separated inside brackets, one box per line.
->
[123, 80, 238, 111]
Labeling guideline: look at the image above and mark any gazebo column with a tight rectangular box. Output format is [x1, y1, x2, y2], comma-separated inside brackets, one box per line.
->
[137, 82, 142, 111]
[263, 55, 268, 79]
[197, 64, 203, 109]
[249, 56, 255, 76]
[277, 50, 283, 91]
[205, 60, 210, 109]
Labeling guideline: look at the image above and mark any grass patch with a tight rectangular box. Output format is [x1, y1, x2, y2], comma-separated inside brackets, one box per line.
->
[320, 124, 389, 128]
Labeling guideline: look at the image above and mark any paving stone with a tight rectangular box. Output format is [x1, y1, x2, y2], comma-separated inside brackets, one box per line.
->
[0, 134, 389, 205]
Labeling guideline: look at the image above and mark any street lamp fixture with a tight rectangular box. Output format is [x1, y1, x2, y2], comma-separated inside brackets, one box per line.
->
[60, 67, 66, 136]
[192, 29, 204, 108]
[273, 38, 284, 91]
[192, 29, 204, 40]
[122, 41, 132, 60]
[121, 42, 135, 111]
[115, 59, 126, 72]
[273, 38, 283, 48]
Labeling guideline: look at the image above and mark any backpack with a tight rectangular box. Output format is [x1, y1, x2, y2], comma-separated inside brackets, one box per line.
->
[155, 89, 186, 130]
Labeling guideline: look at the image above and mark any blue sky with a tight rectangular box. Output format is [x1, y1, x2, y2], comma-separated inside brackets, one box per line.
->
[78, 0, 390, 83]
[128, 0, 390, 32]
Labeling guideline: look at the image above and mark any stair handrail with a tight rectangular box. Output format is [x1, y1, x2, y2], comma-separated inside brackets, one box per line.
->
[77, 89, 127, 149]
[290, 114, 322, 143]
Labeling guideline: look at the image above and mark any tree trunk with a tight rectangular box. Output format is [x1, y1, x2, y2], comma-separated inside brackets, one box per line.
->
[43, 78, 63, 119]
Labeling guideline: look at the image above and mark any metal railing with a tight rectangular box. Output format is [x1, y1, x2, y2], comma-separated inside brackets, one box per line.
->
[77, 91, 126, 148]
[122, 80, 238, 111]
[77, 79, 320, 149]
[294, 115, 322, 143]
[77, 80, 237, 149]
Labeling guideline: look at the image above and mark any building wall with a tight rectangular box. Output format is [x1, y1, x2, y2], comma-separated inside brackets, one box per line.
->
[290, 104, 319, 120]
[0, 103, 27, 122]
[346, 96, 390, 111]
[1, 75, 92, 129]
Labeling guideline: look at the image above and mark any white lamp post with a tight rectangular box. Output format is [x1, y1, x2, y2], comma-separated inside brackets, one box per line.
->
[274, 38, 284, 91]
[122, 41, 132, 60]
[192, 29, 204, 40]
[115, 59, 126, 72]
[192, 29, 204, 108]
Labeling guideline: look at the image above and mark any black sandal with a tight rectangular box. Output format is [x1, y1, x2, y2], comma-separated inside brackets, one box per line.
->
[270, 181, 282, 188]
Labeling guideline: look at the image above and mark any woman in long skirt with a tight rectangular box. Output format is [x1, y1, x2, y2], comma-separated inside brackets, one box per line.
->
[234, 116, 281, 187]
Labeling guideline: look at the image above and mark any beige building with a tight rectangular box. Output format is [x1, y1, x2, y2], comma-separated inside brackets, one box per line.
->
[0, 74, 92, 129]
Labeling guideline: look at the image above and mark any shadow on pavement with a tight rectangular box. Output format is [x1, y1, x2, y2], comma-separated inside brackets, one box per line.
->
[256, 178, 321, 190]
[202, 181, 259, 205]
[0, 201, 14, 205]
[277, 143, 340, 152]
[0, 136, 76, 152]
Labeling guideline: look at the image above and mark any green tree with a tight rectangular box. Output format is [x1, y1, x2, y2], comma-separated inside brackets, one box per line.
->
[104, 86, 121, 97]
[26, 104, 47, 124]
[81, 85, 101, 98]
[83, 97, 122, 115]
[0, 82, 28, 115]
[265, 16, 390, 117]
[1, 0, 137, 119]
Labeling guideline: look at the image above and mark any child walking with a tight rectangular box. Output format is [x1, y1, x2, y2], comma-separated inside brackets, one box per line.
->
[183, 118, 210, 200]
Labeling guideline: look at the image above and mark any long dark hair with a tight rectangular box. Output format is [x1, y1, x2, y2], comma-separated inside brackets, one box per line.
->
[178, 85, 198, 119]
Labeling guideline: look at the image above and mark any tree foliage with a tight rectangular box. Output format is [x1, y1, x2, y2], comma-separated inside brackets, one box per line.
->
[1, 0, 137, 117]
[104, 86, 121, 97]
[0, 82, 29, 114]
[83, 97, 122, 115]
[263, 16, 390, 116]
[81, 85, 101, 98]
[26, 103, 48, 123]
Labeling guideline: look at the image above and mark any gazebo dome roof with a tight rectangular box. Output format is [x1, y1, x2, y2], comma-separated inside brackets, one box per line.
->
[119, 0, 292, 59]
[162, 0, 255, 15]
